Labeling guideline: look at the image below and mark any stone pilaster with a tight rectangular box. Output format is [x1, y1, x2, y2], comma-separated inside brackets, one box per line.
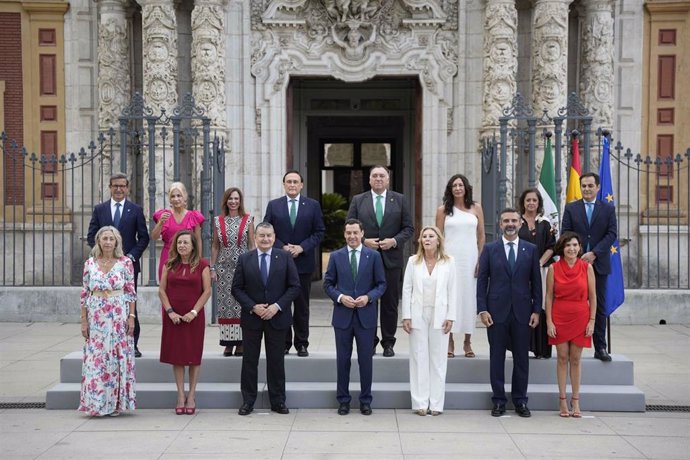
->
[96, 0, 130, 176]
[579, 0, 615, 130]
[531, 0, 571, 116]
[141, 0, 178, 210]
[481, 0, 518, 136]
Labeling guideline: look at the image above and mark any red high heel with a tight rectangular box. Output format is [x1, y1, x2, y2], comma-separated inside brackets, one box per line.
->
[185, 399, 196, 415]
[559, 396, 570, 418]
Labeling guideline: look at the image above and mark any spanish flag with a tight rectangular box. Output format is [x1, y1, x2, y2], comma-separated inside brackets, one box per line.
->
[565, 136, 582, 203]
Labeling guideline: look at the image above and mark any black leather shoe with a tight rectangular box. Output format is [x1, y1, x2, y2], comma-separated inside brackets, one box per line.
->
[271, 403, 290, 414]
[238, 403, 253, 416]
[491, 404, 506, 417]
[297, 345, 309, 357]
[594, 348, 612, 362]
[515, 403, 531, 418]
[382, 346, 395, 357]
[360, 403, 372, 415]
[337, 403, 350, 415]
[134, 348, 142, 358]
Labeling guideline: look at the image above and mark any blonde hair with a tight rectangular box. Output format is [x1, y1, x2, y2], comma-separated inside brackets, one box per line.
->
[91, 226, 124, 258]
[168, 182, 188, 204]
[412, 225, 450, 264]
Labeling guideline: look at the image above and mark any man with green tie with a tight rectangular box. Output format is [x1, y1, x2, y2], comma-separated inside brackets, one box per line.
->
[347, 165, 414, 357]
[263, 171, 325, 357]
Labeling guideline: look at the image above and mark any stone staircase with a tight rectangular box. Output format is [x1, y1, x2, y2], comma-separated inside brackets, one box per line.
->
[47, 351, 645, 411]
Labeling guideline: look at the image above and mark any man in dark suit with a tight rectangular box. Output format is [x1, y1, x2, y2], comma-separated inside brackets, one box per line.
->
[346, 165, 414, 357]
[87, 172, 150, 357]
[263, 170, 325, 357]
[477, 208, 542, 418]
[561, 172, 618, 362]
[231, 222, 301, 415]
[324, 219, 387, 415]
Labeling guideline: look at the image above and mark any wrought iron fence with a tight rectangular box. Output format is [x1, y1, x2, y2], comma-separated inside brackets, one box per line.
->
[1, 94, 225, 288]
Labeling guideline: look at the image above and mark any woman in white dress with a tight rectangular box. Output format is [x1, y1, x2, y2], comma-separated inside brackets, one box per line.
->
[435, 174, 485, 357]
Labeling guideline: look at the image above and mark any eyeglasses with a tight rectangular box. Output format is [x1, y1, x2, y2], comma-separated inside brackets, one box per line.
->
[110, 184, 128, 189]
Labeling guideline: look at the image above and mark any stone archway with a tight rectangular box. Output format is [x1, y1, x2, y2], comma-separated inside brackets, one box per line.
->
[249, 0, 459, 223]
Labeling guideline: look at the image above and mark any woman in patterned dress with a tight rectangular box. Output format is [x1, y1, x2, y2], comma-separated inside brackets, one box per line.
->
[210, 187, 254, 356]
[151, 182, 205, 280]
[79, 226, 137, 417]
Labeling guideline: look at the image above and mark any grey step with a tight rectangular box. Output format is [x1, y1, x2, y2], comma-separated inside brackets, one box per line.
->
[58, 351, 636, 385]
[46, 381, 645, 412]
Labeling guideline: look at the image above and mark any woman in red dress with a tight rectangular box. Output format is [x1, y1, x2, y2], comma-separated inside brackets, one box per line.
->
[159, 230, 212, 415]
[545, 231, 596, 418]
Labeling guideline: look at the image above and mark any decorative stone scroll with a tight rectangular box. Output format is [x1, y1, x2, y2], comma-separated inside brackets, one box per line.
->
[579, 0, 614, 129]
[481, 0, 518, 131]
[531, 0, 571, 117]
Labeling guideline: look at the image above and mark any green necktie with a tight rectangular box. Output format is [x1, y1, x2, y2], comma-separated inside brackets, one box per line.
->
[289, 199, 297, 227]
[508, 242, 516, 272]
[350, 249, 358, 279]
[375, 195, 383, 226]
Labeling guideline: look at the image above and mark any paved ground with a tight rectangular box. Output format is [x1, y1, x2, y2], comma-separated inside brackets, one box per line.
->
[1, 299, 689, 459]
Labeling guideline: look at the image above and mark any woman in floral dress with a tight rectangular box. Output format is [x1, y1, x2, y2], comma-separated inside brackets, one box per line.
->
[210, 187, 254, 356]
[151, 182, 205, 280]
[79, 226, 137, 416]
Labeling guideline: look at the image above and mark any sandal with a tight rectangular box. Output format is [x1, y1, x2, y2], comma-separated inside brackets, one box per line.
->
[185, 398, 196, 415]
[447, 351, 455, 358]
[415, 409, 428, 416]
[463, 340, 476, 358]
[570, 397, 581, 418]
[448, 334, 455, 358]
[559, 396, 570, 418]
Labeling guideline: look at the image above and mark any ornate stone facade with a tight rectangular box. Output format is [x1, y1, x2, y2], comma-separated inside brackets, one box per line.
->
[481, 0, 518, 133]
[579, 0, 615, 129]
[531, 0, 572, 116]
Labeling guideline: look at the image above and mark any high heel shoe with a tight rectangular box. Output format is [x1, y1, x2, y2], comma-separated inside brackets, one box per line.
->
[559, 396, 570, 418]
[570, 397, 581, 418]
[175, 406, 185, 415]
[185, 399, 196, 415]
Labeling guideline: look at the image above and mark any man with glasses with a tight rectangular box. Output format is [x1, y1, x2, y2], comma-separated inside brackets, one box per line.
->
[87, 172, 150, 357]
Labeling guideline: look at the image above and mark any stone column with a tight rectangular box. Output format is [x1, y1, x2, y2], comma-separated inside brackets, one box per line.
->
[579, 0, 615, 130]
[481, 0, 518, 136]
[531, 0, 571, 116]
[96, 0, 131, 175]
[191, 0, 228, 193]
[141, 0, 178, 211]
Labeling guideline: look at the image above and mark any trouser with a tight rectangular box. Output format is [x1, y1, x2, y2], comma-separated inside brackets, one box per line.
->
[334, 315, 376, 405]
[409, 306, 450, 412]
[286, 273, 312, 350]
[487, 315, 530, 406]
[593, 270, 608, 351]
[377, 267, 401, 348]
[241, 324, 287, 407]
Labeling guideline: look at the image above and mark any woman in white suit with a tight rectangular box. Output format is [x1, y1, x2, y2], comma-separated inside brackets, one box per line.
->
[402, 225, 457, 415]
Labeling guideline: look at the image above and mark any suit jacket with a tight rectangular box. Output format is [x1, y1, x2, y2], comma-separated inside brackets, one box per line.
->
[263, 195, 325, 274]
[231, 248, 301, 330]
[87, 199, 150, 273]
[323, 246, 387, 330]
[476, 239, 542, 325]
[346, 190, 414, 269]
[401, 256, 457, 329]
[561, 199, 617, 274]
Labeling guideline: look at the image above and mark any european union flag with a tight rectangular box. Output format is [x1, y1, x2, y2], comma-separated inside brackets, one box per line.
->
[597, 136, 625, 316]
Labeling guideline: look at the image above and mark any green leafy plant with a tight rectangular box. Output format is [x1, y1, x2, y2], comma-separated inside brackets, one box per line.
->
[321, 192, 348, 251]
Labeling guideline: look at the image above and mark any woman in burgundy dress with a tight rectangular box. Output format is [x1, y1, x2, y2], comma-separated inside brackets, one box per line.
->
[159, 230, 212, 415]
[545, 231, 596, 418]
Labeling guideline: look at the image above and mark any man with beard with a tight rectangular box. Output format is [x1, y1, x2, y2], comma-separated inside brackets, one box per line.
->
[477, 208, 542, 418]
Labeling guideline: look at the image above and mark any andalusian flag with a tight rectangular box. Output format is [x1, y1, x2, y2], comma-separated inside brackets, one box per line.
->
[566, 136, 582, 203]
[538, 136, 559, 224]
[597, 136, 625, 316]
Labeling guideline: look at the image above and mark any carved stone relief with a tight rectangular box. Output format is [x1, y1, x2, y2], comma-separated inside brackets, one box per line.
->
[481, 0, 518, 130]
[531, 0, 570, 115]
[579, 0, 614, 128]
[250, 0, 458, 101]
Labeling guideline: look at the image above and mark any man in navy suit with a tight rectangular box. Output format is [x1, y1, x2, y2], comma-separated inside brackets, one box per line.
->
[87, 172, 150, 357]
[346, 165, 414, 357]
[477, 208, 541, 417]
[561, 172, 618, 361]
[324, 219, 387, 416]
[263, 170, 325, 357]
[231, 222, 301, 415]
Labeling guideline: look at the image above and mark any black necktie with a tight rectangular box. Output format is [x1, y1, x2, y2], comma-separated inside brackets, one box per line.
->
[113, 202, 122, 227]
